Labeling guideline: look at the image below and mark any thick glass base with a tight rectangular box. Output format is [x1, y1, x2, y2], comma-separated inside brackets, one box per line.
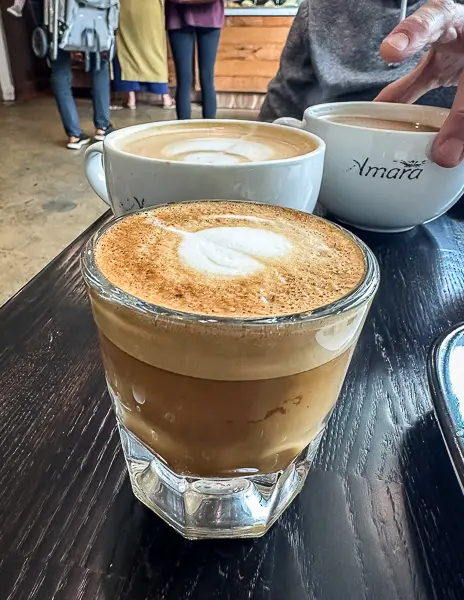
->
[118, 423, 324, 539]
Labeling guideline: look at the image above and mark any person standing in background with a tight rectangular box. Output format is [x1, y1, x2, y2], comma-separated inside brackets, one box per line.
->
[113, 0, 174, 110]
[166, 0, 224, 120]
[51, 50, 112, 150]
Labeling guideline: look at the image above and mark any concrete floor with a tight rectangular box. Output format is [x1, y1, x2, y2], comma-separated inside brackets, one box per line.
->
[0, 95, 256, 306]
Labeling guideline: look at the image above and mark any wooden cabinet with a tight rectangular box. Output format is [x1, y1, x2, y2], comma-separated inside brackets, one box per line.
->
[212, 16, 292, 93]
[168, 15, 293, 96]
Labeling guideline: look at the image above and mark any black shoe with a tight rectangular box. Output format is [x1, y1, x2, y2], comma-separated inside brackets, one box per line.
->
[66, 134, 91, 150]
[94, 124, 114, 141]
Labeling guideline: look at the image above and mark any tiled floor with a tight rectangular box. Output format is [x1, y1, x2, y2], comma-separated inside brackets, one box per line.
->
[0, 95, 256, 306]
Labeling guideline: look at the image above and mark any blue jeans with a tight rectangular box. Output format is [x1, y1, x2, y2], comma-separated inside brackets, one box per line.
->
[51, 50, 111, 138]
[168, 27, 221, 120]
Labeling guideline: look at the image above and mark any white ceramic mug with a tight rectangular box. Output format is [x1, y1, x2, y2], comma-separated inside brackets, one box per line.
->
[84, 119, 326, 217]
[276, 102, 464, 232]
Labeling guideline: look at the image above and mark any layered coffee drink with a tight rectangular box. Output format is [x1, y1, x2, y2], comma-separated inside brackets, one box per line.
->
[324, 114, 439, 132]
[89, 201, 371, 478]
[122, 121, 317, 165]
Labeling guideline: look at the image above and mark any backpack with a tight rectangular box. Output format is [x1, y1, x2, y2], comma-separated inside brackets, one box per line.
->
[59, 0, 119, 69]
[32, 0, 120, 70]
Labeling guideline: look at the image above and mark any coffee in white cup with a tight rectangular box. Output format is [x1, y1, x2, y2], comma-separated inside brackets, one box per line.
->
[322, 114, 440, 133]
[276, 102, 464, 232]
[84, 120, 325, 217]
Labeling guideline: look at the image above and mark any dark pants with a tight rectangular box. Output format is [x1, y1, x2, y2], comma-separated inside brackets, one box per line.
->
[168, 27, 221, 120]
[51, 50, 110, 138]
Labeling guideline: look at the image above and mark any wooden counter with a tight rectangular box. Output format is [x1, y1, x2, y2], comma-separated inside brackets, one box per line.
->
[211, 16, 292, 93]
[168, 15, 293, 108]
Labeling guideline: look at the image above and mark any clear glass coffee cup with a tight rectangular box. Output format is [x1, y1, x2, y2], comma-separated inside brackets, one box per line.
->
[81, 201, 380, 539]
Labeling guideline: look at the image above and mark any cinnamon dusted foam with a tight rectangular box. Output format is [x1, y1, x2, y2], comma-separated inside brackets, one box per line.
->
[95, 201, 365, 318]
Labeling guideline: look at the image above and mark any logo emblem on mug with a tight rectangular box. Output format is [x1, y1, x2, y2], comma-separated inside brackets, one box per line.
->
[347, 158, 427, 180]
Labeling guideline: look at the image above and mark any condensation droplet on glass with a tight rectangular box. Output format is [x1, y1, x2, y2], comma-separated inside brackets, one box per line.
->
[132, 385, 145, 404]
[164, 412, 175, 423]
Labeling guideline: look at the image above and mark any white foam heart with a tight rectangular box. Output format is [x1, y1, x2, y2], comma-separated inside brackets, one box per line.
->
[178, 226, 292, 276]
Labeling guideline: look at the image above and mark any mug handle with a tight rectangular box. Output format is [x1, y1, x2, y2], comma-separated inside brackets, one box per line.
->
[274, 117, 304, 129]
[84, 142, 110, 205]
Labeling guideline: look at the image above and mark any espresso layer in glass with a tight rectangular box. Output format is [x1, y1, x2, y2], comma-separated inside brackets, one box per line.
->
[100, 332, 354, 476]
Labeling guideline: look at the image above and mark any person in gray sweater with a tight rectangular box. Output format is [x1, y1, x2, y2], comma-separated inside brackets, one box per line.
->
[260, 0, 464, 168]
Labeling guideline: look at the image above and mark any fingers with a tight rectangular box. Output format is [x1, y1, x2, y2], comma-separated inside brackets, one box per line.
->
[380, 0, 459, 63]
[432, 70, 464, 167]
[375, 54, 433, 103]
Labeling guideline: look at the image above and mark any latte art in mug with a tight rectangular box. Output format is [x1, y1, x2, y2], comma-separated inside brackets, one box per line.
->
[84, 119, 326, 219]
[122, 122, 317, 165]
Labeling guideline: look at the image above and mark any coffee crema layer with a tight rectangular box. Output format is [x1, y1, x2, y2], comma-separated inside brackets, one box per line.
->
[95, 201, 365, 318]
[122, 122, 316, 165]
[324, 114, 439, 132]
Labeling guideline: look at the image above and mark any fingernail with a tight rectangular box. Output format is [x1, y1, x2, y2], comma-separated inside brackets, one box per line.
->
[435, 138, 464, 168]
[387, 33, 409, 51]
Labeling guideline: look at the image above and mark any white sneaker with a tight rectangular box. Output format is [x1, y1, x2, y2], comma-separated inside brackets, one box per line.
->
[7, 5, 23, 17]
[67, 134, 91, 150]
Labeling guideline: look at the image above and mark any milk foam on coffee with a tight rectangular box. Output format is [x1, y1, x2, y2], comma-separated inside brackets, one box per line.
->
[95, 201, 365, 318]
[122, 122, 316, 165]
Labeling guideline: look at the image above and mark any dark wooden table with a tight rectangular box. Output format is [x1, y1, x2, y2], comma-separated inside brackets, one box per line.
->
[1, 205, 464, 600]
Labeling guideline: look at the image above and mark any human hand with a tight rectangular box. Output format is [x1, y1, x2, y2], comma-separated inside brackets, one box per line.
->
[375, 0, 464, 168]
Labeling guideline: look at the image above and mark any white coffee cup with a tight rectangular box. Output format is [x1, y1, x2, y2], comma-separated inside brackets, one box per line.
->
[276, 102, 464, 232]
[84, 119, 325, 217]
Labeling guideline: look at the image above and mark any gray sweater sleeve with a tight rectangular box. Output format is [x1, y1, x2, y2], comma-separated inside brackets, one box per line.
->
[259, 1, 313, 123]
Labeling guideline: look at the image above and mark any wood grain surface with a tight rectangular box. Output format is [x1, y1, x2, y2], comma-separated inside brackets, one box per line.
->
[1, 206, 464, 599]
[202, 17, 291, 93]
[167, 16, 291, 93]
